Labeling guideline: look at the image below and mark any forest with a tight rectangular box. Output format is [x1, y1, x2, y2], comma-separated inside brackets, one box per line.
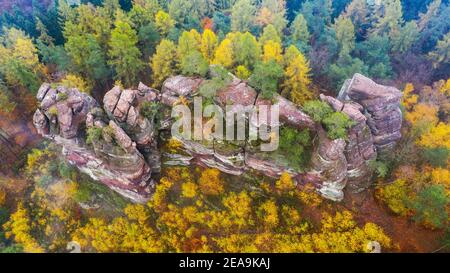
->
[0, 0, 449, 253]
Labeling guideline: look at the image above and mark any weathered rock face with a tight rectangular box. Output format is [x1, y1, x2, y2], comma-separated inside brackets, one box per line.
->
[338, 73, 402, 155]
[33, 84, 155, 203]
[320, 94, 377, 192]
[159, 74, 402, 201]
[310, 127, 348, 201]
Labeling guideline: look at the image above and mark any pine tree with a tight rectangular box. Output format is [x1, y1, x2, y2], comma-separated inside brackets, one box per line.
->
[290, 14, 310, 50]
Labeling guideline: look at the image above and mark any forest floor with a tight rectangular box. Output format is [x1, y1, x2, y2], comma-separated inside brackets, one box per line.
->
[301, 188, 446, 252]
[341, 189, 445, 252]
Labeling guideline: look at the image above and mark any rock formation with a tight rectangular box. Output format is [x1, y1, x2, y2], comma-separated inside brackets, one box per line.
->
[32, 72, 402, 203]
[338, 73, 403, 155]
[33, 83, 157, 203]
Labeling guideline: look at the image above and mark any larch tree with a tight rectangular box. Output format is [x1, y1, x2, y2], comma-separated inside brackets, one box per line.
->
[262, 40, 283, 64]
[282, 45, 313, 106]
[213, 38, 234, 69]
[155, 10, 175, 36]
[417, 0, 442, 31]
[370, 0, 404, 38]
[334, 15, 356, 57]
[428, 32, 450, 68]
[256, 0, 288, 34]
[108, 20, 144, 87]
[231, 32, 261, 70]
[200, 29, 218, 63]
[150, 39, 178, 88]
[259, 24, 282, 45]
[177, 29, 202, 61]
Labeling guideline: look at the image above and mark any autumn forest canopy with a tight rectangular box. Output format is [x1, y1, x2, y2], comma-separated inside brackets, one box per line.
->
[0, 0, 449, 253]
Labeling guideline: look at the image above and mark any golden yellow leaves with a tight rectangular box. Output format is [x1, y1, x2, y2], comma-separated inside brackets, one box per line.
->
[166, 137, 183, 153]
[402, 83, 418, 110]
[3, 202, 45, 253]
[198, 168, 224, 195]
[417, 122, 450, 149]
[182, 182, 198, 198]
[275, 172, 295, 193]
[213, 38, 234, 69]
[0, 188, 6, 206]
[376, 179, 411, 216]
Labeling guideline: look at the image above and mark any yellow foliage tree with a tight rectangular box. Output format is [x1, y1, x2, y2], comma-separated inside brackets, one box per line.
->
[150, 39, 178, 88]
[375, 179, 411, 216]
[258, 200, 279, 229]
[3, 202, 45, 253]
[282, 45, 313, 105]
[262, 40, 283, 64]
[417, 122, 450, 149]
[177, 29, 202, 60]
[275, 172, 295, 193]
[405, 103, 439, 133]
[182, 182, 198, 198]
[199, 168, 224, 195]
[0, 188, 6, 206]
[155, 10, 175, 35]
[200, 29, 218, 63]
[213, 38, 234, 69]
[402, 83, 418, 110]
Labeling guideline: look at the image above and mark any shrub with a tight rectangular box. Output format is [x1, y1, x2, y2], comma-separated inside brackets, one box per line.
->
[279, 127, 311, 171]
[86, 127, 103, 145]
[235, 65, 250, 80]
[57, 92, 68, 101]
[322, 112, 354, 140]
[370, 160, 389, 178]
[302, 100, 334, 122]
[303, 100, 353, 140]
[140, 101, 160, 122]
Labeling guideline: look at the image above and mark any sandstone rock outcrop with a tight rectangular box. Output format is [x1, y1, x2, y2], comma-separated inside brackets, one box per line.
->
[338, 73, 402, 155]
[320, 94, 377, 192]
[33, 72, 403, 203]
[33, 84, 155, 203]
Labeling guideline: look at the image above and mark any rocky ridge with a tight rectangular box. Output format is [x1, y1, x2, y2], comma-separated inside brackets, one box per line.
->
[33, 73, 402, 203]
